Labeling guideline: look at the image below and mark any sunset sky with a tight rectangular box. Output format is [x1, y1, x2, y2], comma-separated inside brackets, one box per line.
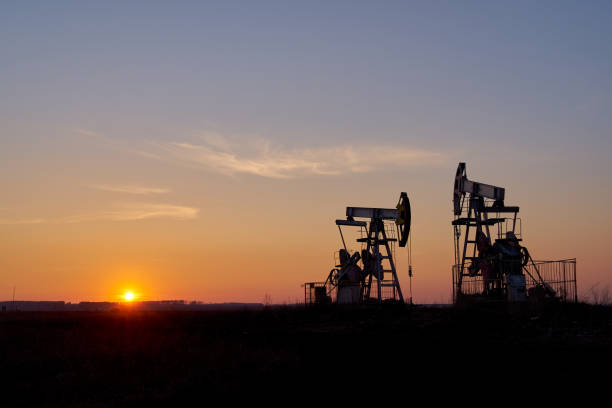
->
[1, 1, 611, 303]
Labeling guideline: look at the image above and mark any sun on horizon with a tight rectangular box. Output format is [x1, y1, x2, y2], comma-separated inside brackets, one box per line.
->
[123, 291, 135, 302]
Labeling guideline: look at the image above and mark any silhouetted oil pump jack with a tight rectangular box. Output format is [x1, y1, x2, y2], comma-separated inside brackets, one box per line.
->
[304, 193, 411, 305]
[452, 162, 577, 303]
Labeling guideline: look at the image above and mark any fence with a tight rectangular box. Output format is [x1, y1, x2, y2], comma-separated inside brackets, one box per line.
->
[303, 279, 400, 305]
[452, 258, 577, 303]
[303, 281, 336, 305]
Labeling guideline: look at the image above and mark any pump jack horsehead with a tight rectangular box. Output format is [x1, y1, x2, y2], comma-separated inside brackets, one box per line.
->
[321, 192, 411, 304]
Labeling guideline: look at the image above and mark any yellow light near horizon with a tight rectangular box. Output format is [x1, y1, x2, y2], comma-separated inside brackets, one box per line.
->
[124, 291, 135, 301]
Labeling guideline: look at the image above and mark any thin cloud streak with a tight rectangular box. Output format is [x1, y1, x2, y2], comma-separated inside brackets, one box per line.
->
[73, 128, 99, 137]
[0, 218, 46, 225]
[106, 203, 199, 221]
[0, 204, 199, 224]
[135, 151, 162, 160]
[65, 203, 199, 222]
[147, 136, 445, 179]
[91, 184, 170, 195]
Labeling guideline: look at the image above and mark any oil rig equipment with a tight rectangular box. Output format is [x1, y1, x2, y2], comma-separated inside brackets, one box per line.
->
[304, 192, 411, 305]
[452, 162, 577, 303]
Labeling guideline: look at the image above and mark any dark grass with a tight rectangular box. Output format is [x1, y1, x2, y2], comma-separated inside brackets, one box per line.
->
[1, 303, 611, 405]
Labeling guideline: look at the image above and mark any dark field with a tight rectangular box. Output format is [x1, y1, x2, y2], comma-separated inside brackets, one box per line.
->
[1, 303, 611, 406]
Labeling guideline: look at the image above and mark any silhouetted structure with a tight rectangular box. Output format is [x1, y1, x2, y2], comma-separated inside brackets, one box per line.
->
[451, 162, 577, 303]
[305, 192, 411, 304]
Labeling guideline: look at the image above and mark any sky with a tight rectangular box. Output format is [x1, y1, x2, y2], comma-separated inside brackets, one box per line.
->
[1, 1, 611, 303]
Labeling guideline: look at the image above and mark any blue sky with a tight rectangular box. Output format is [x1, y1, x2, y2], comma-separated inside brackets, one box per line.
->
[3, 1, 611, 147]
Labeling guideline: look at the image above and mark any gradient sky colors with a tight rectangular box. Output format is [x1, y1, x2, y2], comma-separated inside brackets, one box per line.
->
[1, 1, 611, 303]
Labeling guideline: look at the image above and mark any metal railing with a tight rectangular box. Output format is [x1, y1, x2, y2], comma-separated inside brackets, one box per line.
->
[452, 258, 577, 303]
[303, 281, 336, 305]
[303, 279, 400, 305]
[525, 259, 577, 303]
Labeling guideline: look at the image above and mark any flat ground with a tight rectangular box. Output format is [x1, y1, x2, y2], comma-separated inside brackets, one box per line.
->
[1, 303, 610, 405]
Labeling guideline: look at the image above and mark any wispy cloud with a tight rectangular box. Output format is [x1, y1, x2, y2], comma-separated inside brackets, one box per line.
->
[90, 184, 170, 195]
[144, 134, 445, 179]
[0, 203, 198, 224]
[135, 151, 162, 160]
[64, 203, 198, 222]
[0, 218, 46, 225]
[73, 128, 99, 137]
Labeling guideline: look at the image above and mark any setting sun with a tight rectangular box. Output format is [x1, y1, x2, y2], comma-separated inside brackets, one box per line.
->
[123, 292, 135, 302]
